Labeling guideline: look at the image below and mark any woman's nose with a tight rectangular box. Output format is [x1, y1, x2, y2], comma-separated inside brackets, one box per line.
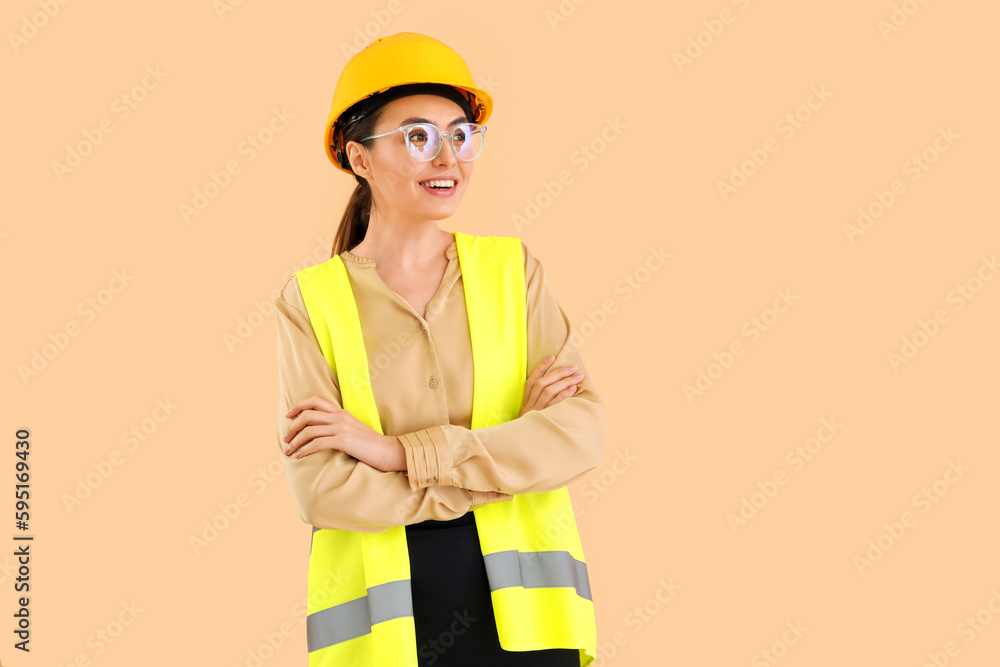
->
[433, 136, 459, 165]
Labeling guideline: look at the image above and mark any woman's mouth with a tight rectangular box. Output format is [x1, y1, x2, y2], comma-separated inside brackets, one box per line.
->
[419, 179, 457, 197]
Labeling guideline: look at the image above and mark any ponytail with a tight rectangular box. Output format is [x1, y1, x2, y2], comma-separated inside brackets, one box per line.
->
[330, 101, 388, 258]
[331, 175, 372, 257]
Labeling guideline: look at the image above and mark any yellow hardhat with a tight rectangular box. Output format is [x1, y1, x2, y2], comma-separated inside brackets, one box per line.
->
[325, 32, 493, 175]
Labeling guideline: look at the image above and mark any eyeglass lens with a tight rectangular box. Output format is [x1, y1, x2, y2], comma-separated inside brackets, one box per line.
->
[405, 124, 484, 161]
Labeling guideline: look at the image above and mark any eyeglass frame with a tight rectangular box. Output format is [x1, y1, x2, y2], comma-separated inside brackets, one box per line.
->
[359, 122, 488, 162]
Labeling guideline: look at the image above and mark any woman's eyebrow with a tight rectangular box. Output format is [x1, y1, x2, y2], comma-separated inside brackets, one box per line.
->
[399, 116, 468, 127]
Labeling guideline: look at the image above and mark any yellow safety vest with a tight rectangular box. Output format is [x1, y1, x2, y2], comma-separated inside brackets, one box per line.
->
[294, 231, 596, 667]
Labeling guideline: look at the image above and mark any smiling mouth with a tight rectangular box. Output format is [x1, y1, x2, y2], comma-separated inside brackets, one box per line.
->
[419, 179, 456, 190]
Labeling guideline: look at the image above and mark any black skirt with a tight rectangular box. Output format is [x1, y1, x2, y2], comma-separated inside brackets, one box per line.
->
[405, 511, 580, 667]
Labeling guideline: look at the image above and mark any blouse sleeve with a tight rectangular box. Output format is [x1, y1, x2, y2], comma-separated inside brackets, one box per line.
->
[274, 275, 511, 534]
[396, 241, 607, 496]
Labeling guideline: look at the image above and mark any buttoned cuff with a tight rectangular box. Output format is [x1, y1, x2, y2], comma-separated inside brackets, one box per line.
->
[397, 425, 452, 491]
[469, 490, 514, 507]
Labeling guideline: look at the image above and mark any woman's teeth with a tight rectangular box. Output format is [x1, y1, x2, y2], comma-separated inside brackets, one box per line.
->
[421, 180, 455, 189]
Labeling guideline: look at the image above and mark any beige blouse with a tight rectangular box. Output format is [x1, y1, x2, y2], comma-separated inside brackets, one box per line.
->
[274, 236, 606, 533]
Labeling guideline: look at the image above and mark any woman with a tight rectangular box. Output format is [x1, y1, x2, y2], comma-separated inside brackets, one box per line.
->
[275, 32, 605, 666]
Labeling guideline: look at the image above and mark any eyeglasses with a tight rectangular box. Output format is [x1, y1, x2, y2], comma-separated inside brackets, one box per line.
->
[361, 122, 487, 162]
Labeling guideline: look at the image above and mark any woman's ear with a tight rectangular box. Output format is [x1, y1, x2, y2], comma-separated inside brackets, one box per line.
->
[345, 140, 371, 178]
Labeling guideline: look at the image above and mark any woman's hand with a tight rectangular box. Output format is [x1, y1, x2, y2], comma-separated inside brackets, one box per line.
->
[283, 396, 405, 471]
[519, 354, 585, 417]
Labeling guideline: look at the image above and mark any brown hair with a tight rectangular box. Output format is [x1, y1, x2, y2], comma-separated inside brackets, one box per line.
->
[330, 102, 389, 258]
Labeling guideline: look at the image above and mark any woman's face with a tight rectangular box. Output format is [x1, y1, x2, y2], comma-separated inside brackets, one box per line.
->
[348, 94, 476, 227]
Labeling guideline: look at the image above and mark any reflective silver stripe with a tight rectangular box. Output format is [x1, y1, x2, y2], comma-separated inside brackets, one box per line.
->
[483, 550, 592, 601]
[306, 579, 413, 652]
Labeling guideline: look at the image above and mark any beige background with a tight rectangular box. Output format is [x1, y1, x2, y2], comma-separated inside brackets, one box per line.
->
[3, 1, 999, 665]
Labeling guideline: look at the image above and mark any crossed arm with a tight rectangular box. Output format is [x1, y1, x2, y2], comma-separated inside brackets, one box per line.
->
[274, 243, 606, 533]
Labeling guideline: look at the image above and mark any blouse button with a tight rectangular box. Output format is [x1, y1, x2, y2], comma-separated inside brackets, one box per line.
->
[427, 477, 437, 485]
[428, 377, 438, 388]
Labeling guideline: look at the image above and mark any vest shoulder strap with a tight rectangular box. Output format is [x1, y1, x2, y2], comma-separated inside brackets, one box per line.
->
[453, 232, 527, 429]
[295, 255, 382, 433]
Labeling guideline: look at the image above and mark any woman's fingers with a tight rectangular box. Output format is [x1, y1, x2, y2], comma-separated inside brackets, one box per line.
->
[283, 395, 341, 454]
[522, 355, 584, 414]
[521, 357, 550, 412]
[288, 433, 338, 459]
[285, 394, 339, 419]
[523, 355, 556, 406]
[286, 422, 324, 457]
[285, 420, 349, 458]
[534, 369, 584, 409]
[282, 402, 383, 464]
[284, 408, 324, 444]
